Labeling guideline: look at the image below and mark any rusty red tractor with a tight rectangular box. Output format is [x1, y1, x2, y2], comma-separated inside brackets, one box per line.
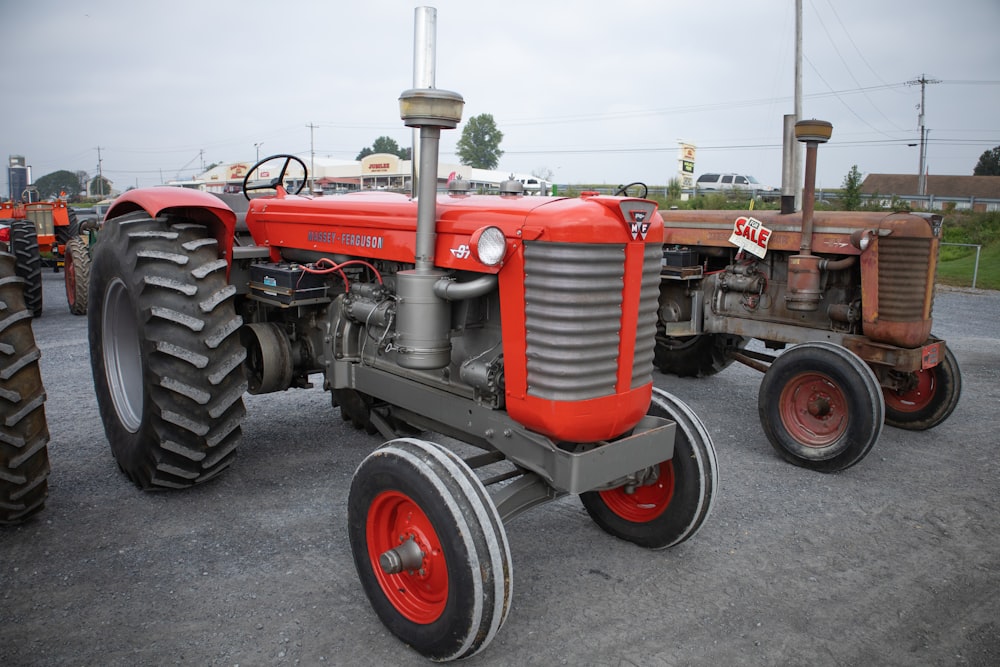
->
[654, 120, 960, 472]
[86, 86, 717, 659]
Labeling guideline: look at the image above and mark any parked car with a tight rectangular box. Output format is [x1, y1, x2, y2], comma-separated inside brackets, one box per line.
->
[695, 173, 774, 192]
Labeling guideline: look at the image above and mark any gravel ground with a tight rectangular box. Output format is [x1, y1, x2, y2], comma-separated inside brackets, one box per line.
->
[1, 273, 998, 666]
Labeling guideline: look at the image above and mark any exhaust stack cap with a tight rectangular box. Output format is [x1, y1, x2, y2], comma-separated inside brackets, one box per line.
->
[399, 88, 464, 129]
[795, 119, 833, 144]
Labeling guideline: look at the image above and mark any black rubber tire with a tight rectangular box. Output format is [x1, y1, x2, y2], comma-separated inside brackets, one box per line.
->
[64, 235, 90, 316]
[9, 219, 43, 318]
[883, 343, 961, 430]
[0, 251, 50, 524]
[759, 342, 884, 472]
[581, 387, 718, 549]
[348, 438, 512, 661]
[654, 333, 748, 377]
[56, 209, 75, 248]
[87, 211, 247, 489]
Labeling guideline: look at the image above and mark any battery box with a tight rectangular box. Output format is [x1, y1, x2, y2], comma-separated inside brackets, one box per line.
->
[662, 247, 699, 267]
[249, 262, 330, 306]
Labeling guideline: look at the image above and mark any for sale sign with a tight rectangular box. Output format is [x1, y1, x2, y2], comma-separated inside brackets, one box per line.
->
[729, 215, 772, 258]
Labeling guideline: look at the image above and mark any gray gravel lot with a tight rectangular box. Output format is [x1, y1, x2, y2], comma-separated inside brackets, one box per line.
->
[1, 273, 998, 666]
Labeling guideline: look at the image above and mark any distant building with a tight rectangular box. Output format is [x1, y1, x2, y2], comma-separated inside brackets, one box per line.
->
[170, 154, 541, 196]
[7, 155, 29, 201]
[861, 174, 1000, 211]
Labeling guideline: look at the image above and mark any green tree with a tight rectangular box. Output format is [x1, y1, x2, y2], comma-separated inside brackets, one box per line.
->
[33, 170, 82, 199]
[456, 113, 503, 169]
[356, 136, 411, 161]
[973, 145, 1000, 175]
[89, 175, 112, 198]
[841, 164, 863, 210]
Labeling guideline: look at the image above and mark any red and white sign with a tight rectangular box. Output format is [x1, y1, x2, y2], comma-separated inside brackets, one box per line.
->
[729, 216, 772, 258]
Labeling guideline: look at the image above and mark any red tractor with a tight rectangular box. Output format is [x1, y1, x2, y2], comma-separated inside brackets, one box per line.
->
[654, 120, 960, 472]
[86, 87, 717, 659]
[0, 188, 88, 317]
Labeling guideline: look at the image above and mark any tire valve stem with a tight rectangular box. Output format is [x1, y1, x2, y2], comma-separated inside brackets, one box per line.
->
[379, 536, 425, 575]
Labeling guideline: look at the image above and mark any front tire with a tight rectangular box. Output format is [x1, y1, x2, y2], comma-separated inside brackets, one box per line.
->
[64, 235, 90, 316]
[9, 219, 43, 318]
[883, 344, 961, 431]
[87, 212, 247, 489]
[654, 333, 748, 377]
[580, 388, 718, 549]
[348, 438, 512, 661]
[759, 342, 883, 472]
[0, 251, 50, 524]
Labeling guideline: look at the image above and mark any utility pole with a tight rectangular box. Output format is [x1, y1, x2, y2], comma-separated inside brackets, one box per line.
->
[793, 0, 803, 211]
[96, 146, 104, 198]
[306, 122, 317, 193]
[907, 74, 940, 196]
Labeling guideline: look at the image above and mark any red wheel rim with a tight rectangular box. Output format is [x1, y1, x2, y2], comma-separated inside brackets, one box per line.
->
[366, 490, 447, 624]
[884, 368, 936, 413]
[778, 372, 848, 446]
[598, 461, 675, 522]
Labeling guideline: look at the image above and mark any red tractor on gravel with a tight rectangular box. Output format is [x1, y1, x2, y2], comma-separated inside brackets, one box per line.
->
[653, 120, 960, 472]
[86, 86, 717, 659]
[0, 188, 90, 317]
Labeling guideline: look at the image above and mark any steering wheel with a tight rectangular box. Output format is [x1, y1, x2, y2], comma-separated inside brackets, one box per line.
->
[614, 182, 648, 198]
[242, 154, 308, 200]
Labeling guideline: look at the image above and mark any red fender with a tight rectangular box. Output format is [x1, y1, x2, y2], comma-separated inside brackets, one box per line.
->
[107, 187, 238, 265]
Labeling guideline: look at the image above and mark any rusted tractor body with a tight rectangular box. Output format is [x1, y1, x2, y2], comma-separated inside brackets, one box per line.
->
[656, 206, 960, 471]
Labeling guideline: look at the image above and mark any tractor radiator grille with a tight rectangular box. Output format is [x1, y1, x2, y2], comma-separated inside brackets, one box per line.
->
[523, 241, 659, 401]
[878, 236, 933, 321]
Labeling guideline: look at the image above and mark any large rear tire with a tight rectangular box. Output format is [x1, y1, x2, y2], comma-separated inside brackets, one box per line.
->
[9, 219, 43, 318]
[759, 342, 883, 472]
[654, 333, 748, 377]
[64, 235, 90, 316]
[883, 344, 961, 431]
[87, 211, 247, 489]
[0, 251, 50, 524]
[580, 387, 718, 549]
[348, 438, 512, 661]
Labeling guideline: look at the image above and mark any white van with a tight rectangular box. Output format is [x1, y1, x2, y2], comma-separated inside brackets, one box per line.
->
[695, 173, 773, 192]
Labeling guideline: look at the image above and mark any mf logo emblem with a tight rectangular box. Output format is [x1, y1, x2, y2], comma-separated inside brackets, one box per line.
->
[628, 211, 650, 241]
[450, 244, 471, 259]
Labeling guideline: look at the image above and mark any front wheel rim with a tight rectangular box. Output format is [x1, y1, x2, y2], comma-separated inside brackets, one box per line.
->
[102, 278, 143, 433]
[367, 490, 448, 624]
[885, 369, 936, 413]
[598, 462, 675, 522]
[779, 372, 847, 447]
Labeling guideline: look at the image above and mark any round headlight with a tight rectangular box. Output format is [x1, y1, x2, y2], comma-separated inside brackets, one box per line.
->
[470, 226, 506, 266]
[850, 228, 874, 251]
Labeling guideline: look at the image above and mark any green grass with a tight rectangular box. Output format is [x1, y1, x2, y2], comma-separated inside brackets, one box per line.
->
[938, 237, 1000, 290]
[938, 211, 1000, 290]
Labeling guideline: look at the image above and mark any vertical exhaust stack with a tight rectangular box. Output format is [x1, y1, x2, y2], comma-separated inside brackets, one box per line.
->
[411, 6, 436, 199]
[393, 10, 465, 370]
[786, 119, 833, 312]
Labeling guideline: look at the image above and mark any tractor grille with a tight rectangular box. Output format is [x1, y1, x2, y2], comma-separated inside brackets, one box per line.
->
[523, 241, 659, 401]
[878, 236, 933, 321]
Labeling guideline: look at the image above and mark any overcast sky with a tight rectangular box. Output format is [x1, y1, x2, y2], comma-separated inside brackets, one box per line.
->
[3, 0, 999, 193]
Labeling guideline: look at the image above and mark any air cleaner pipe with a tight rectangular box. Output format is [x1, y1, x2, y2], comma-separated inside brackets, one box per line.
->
[433, 274, 498, 301]
[411, 7, 436, 199]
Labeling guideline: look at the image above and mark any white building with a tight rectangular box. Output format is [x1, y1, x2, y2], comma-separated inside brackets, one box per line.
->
[170, 154, 548, 196]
